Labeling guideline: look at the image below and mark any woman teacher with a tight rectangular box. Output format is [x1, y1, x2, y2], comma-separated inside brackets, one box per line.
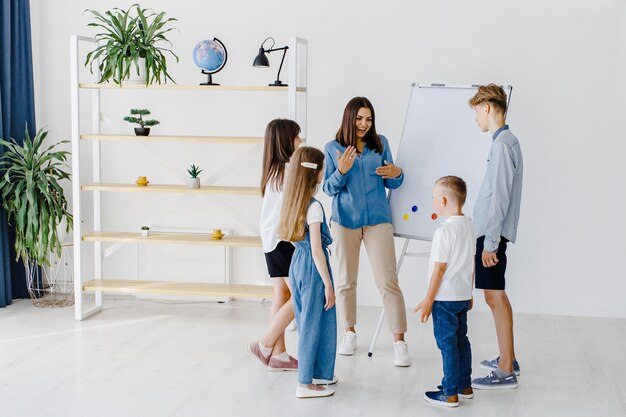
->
[323, 97, 410, 367]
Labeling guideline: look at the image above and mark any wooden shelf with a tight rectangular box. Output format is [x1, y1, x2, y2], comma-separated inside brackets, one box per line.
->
[83, 232, 262, 247]
[82, 279, 273, 299]
[79, 83, 306, 92]
[80, 134, 264, 144]
[82, 183, 261, 196]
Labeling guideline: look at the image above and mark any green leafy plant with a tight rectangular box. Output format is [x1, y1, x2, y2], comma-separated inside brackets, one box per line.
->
[134, 6, 178, 84]
[123, 109, 160, 127]
[84, 4, 179, 85]
[187, 164, 203, 178]
[0, 128, 73, 266]
[140, 226, 150, 230]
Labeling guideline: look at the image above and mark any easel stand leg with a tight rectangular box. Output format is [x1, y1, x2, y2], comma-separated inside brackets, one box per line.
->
[368, 238, 410, 357]
[368, 311, 386, 357]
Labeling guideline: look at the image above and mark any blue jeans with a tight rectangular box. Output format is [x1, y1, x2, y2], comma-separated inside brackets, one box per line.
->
[432, 300, 472, 396]
[290, 245, 337, 384]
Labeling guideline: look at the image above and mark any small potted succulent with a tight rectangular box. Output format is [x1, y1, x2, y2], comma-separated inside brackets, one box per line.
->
[140, 226, 150, 237]
[187, 164, 203, 189]
[124, 109, 160, 136]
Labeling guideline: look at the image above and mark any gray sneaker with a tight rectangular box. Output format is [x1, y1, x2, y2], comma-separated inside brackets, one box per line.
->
[472, 370, 518, 390]
[480, 356, 521, 376]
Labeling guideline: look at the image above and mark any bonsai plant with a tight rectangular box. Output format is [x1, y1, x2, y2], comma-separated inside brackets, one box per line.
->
[140, 226, 150, 237]
[84, 4, 179, 86]
[187, 164, 203, 189]
[124, 109, 160, 136]
[0, 128, 73, 306]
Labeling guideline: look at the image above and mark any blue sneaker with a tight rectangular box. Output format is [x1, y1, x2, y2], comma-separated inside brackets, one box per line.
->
[472, 370, 518, 390]
[480, 356, 521, 376]
[423, 390, 459, 407]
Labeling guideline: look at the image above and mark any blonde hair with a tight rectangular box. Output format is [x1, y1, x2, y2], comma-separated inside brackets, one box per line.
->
[277, 147, 325, 242]
[468, 84, 508, 114]
[436, 175, 467, 206]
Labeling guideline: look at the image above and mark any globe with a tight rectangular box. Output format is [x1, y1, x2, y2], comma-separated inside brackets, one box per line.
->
[193, 38, 228, 85]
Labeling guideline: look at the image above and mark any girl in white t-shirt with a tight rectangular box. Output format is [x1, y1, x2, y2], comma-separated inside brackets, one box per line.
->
[249, 119, 302, 371]
[277, 147, 337, 398]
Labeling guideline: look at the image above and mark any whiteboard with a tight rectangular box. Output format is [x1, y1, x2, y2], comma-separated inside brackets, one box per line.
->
[389, 83, 512, 241]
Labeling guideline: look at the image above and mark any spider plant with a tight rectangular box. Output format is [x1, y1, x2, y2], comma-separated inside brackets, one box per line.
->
[134, 6, 178, 84]
[0, 128, 73, 267]
[84, 4, 178, 85]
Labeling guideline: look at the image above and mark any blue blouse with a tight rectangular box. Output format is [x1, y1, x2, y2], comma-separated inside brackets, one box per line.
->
[322, 135, 404, 229]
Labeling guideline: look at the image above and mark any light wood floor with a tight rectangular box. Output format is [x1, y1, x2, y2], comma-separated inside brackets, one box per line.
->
[1, 298, 625, 417]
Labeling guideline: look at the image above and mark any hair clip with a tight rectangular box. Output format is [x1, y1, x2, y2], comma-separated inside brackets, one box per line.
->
[300, 162, 318, 169]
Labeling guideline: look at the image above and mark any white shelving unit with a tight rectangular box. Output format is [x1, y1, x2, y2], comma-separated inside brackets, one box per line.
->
[70, 35, 308, 320]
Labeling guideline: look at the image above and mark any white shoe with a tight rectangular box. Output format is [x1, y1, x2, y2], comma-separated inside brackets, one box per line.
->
[337, 331, 357, 356]
[313, 376, 338, 385]
[296, 385, 335, 398]
[287, 320, 298, 332]
[393, 341, 411, 367]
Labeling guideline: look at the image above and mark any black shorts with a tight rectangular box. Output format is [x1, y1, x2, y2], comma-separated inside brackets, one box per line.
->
[264, 241, 295, 278]
[475, 236, 509, 290]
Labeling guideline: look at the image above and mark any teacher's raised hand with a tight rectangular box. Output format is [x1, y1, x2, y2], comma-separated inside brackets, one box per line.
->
[337, 146, 357, 175]
[375, 160, 402, 179]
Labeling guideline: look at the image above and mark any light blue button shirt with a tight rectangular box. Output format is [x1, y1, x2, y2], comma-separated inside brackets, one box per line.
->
[323, 135, 403, 229]
[473, 125, 524, 252]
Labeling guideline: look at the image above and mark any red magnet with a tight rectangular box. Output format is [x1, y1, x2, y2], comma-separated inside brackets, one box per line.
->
[431, 213, 438, 220]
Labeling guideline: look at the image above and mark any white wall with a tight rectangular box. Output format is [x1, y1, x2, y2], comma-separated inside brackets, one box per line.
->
[30, 0, 626, 318]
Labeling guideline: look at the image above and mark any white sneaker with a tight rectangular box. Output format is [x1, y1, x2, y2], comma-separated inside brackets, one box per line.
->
[337, 331, 357, 356]
[287, 320, 298, 332]
[313, 376, 338, 385]
[393, 341, 411, 367]
[296, 385, 335, 398]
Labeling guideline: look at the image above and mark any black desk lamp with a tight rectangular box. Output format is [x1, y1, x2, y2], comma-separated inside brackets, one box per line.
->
[253, 37, 289, 87]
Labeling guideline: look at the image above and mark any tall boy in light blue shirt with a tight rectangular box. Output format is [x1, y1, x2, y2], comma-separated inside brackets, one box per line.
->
[468, 84, 523, 390]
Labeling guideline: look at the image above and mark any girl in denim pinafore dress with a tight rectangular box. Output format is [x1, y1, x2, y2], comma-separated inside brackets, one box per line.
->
[276, 146, 337, 398]
[290, 198, 337, 389]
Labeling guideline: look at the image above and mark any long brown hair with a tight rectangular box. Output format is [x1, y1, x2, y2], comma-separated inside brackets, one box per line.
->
[277, 147, 325, 242]
[336, 96, 383, 154]
[260, 119, 301, 196]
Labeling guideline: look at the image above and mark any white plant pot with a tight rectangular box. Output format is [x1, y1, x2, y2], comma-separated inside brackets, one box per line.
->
[127, 57, 147, 84]
[141, 230, 150, 237]
[189, 178, 200, 189]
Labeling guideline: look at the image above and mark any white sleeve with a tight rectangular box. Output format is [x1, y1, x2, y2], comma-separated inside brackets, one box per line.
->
[430, 228, 451, 263]
[306, 201, 324, 225]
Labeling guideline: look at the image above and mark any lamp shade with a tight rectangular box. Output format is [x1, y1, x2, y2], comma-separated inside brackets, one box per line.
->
[253, 48, 270, 67]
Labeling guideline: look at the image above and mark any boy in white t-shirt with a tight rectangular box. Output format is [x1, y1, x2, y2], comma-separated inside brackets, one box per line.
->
[415, 176, 476, 408]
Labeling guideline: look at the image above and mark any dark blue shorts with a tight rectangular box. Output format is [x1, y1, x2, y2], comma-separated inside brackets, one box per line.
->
[264, 240, 295, 278]
[475, 236, 509, 290]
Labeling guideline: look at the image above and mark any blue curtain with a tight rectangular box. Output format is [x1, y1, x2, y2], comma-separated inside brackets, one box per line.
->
[0, 0, 36, 307]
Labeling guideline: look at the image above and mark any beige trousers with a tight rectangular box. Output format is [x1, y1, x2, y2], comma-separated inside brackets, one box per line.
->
[332, 221, 407, 334]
